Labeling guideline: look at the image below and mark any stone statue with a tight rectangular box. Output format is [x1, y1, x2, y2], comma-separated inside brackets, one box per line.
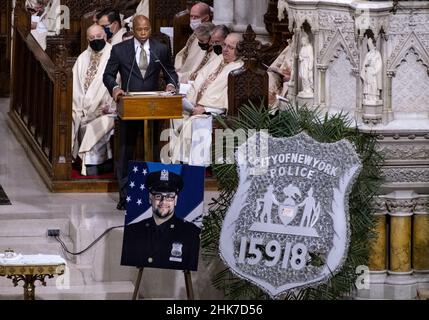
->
[360, 38, 382, 103]
[298, 33, 314, 98]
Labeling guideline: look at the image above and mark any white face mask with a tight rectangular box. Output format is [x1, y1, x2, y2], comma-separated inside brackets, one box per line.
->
[190, 18, 202, 31]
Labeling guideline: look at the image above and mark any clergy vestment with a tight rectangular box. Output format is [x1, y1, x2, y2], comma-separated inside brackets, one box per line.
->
[110, 27, 127, 46]
[29, 0, 61, 50]
[72, 43, 115, 175]
[180, 49, 218, 83]
[174, 34, 206, 79]
[268, 45, 293, 107]
[172, 55, 244, 166]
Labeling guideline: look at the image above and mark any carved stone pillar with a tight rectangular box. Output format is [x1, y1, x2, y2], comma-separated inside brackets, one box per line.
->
[368, 198, 388, 273]
[384, 71, 394, 124]
[386, 194, 414, 275]
[318, 65, 328, 111]
[214, 0, 269, 42]
[312, 29, 319, 109]
[413, 197, 429, 272]
[213, 0, 234, 27]
[355, 34, 364, 122]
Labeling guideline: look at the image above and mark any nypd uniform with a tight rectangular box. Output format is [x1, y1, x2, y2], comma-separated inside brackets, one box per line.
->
[121, 170, 201, 271]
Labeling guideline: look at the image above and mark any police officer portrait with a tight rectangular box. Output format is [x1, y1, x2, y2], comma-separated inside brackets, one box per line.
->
[120, 166, 202, 271]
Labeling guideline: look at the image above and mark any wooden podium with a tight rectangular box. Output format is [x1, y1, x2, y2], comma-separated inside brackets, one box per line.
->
[117, 93, 183, 161]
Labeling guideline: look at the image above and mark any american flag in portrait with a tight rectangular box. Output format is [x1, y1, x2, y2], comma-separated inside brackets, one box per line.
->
[124, 161, 205, 227]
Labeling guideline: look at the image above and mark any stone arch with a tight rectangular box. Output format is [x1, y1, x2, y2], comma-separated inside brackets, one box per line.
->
[388, 31, 429, 74]
[319, 29, 358, 68]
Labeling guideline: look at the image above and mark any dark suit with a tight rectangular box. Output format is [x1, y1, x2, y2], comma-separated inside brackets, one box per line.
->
[121, 215, 201, 271]
[103, 38, 178, 200]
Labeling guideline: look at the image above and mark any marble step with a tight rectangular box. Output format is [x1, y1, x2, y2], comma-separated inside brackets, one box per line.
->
[0, 281, 135, 300]
[0, 218, 70, 237]
[0, 235, 73, 255]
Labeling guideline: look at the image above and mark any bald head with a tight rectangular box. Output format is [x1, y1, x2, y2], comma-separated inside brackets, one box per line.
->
[87, 24, 106, 40]
[133, 15, 150, 25]
[133, 15, 152, 44]
[190, 2, 211, 22]
[227, 33, 242, 44]
[223, 33, 242, 63]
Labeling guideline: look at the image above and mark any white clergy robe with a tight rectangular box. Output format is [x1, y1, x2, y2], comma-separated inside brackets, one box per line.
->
[171, 55, 244, 166]
[110, 27, 127, 46]
[30, 0, 61, 50]
[178, 50, 218, 83]
[175, 34, 206, 77]
[72, 43, 115, 175]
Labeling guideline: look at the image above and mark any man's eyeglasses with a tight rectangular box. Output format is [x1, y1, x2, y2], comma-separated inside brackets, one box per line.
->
[219, 44, 236, 50]
[151, 192, 176, 201]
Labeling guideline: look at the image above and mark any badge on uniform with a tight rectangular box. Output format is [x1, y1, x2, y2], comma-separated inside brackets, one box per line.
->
[169, 242, 183, 262]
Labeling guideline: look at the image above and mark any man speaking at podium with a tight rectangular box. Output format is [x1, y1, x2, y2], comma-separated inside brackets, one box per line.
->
[103, 15, 178, 210]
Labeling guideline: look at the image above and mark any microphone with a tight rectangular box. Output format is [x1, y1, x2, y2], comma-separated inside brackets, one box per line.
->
[149, 48, 179, 91]
[125, 49, 137, 96]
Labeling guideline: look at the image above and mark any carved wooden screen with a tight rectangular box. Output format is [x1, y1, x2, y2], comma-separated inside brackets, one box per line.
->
[260, 0, 293, 66]
[228, 25, 268, 117]
[0, 0, 11, 96]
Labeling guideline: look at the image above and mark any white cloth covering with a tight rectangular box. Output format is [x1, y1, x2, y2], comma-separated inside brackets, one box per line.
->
[172, 55, 244, 166]
[72, 43, 116, 175]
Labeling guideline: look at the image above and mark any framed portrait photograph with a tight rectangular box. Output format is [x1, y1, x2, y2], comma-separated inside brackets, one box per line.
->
[121, 162, 205, 271]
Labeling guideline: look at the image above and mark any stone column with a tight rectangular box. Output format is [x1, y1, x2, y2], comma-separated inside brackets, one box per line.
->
[385, 191, 417, 299]
[368, 198, 388, 273]
[318, 65, 328, 111]
[387, 197, 413, 274]
[413, 197, 429, 272]
[355, 35, 364, 122]
[384, 71, 394, 124]
[213, 0, 234, 27]
[214, 0, 270, 43]
[312, 29, 320, 109]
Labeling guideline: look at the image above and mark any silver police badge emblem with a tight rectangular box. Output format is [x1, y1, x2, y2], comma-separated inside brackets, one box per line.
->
[169, 242, 183, 262]
[219, 132, 362, 298]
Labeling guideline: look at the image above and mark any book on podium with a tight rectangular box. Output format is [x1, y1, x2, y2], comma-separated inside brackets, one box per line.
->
[118, 91, 183, 120]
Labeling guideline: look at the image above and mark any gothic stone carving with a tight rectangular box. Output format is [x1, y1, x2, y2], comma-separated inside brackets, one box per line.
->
[414, 197, 429, 214]
[385, 198, 416, 214]
[377, 144, 429, 161]
[382, 168, 429, 183]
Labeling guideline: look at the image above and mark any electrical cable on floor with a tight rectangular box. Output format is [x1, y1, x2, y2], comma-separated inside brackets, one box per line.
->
[54, 225, 124, 256]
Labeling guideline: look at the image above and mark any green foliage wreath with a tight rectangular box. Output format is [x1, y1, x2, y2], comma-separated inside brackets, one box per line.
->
[201, 101, 383, 299]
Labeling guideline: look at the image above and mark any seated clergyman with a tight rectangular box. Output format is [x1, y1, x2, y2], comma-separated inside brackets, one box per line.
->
[171, 33, 244, 166]
[178, 22, 216, 84]
[174, 2, 212, 76]
[72, 25, 116, 175]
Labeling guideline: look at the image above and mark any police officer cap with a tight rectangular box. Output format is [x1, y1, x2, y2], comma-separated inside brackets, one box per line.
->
[146, 169, 183, 193]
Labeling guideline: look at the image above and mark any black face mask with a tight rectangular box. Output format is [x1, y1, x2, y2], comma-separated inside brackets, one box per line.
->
[213, 44, 223, 55]
[89, 39, 106, 52]
[198, 42, 210, 51]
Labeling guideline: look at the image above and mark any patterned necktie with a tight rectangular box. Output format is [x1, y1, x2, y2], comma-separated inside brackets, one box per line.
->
[196, 61, 227, 104]
[83, 51, 102, 93]
[139, 45, 148, 78]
